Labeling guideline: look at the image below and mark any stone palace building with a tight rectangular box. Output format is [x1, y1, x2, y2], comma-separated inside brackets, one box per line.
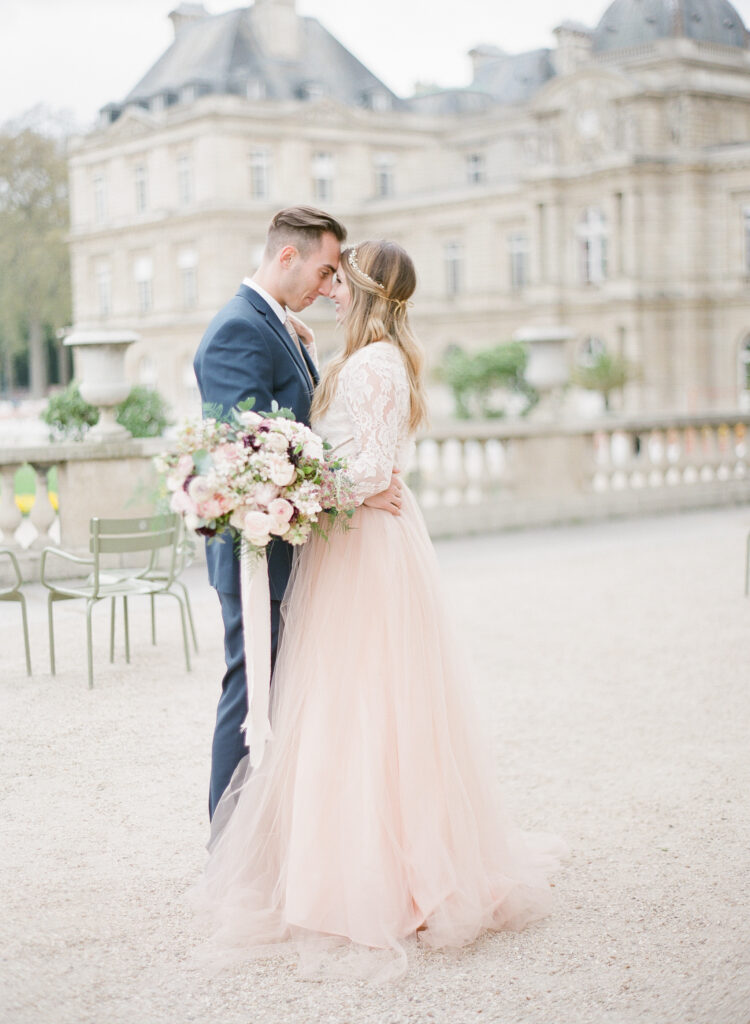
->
[68, 0, 750, 415]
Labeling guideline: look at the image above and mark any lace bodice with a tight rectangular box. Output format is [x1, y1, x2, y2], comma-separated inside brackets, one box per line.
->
[313, 342, 414, 505]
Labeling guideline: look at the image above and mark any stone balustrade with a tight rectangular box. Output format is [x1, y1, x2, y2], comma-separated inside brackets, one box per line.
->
[2, 412, 750, 580]
[409, 412, 750, 534]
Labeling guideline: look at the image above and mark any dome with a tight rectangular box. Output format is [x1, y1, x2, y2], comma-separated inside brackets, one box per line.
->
[592, 0, 748, 53]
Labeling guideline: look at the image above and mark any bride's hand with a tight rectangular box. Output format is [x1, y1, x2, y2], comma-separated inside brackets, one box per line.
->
[287, 313, 315, 348]
[363, 470, 402, 516]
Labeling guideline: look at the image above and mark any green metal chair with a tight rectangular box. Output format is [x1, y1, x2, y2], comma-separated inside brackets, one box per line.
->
[0, 548, 31, 676]
[144, 521, 199, 653]
[41, 513, 191, 688]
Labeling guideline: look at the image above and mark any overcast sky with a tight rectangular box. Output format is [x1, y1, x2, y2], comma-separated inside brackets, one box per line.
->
[3, 0, 750, 130]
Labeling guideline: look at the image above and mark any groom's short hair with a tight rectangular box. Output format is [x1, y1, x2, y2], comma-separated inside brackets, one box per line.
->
[265, 206, 347, 259]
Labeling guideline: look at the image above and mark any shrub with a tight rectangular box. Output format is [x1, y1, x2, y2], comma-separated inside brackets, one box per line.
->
[42, 382, 171, 440]
[436, 342, 538, 419]
[42, 382, 98, 440]
[116, 385, 171, 438]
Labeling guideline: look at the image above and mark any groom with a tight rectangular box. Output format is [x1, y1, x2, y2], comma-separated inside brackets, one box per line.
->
[194, 206, 402, 818]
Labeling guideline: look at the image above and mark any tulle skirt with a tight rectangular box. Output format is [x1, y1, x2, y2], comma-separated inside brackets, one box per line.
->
[190, 487, 565, 981]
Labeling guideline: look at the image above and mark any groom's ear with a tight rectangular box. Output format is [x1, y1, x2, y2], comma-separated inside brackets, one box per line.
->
[278, 244, 298, 269]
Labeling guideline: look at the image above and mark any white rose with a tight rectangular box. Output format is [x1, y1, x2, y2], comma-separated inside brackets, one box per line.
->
[243, 510, 273, 548]
[269, 456, 297, 487]
[264, 431, 289, 453]
[268, 517, 290, 537]
[229, 507, 249, 530]
[237, 410, 263, 428]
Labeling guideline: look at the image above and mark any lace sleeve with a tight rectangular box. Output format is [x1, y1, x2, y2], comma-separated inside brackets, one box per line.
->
[339, 345, 408, 506]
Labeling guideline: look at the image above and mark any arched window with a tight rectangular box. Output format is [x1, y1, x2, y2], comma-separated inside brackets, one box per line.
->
[577, 336, 607, 367]
[577, 207, 608, 285]
[739, 335, 750, 408]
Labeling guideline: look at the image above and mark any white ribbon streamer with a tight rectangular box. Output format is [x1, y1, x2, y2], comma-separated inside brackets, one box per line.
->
[239, 538, 273, 769]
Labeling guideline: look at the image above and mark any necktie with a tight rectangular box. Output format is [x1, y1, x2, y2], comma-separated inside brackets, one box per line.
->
[283, 317, 313, 387]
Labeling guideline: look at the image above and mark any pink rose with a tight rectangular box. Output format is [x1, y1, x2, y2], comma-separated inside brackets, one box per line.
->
[170, 489, 195, 515]
[267, 498, 294, 523]
[250, 481, 280, 509]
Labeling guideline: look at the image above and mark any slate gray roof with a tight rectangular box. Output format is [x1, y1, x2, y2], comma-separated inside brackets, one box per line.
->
[117, 5, 401, 112]
[592, 0, 748, 53]
[470, 49, 557, 105]
[403, 48, 556, 116]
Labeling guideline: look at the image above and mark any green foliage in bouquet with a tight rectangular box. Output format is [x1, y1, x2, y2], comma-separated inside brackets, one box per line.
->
[436, 342, 538, 419]
[43, 382, 172, 440]
[571, 352, 634, 412]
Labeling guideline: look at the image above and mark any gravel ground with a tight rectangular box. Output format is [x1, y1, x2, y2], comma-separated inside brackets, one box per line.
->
[2, 506, 749, 1024]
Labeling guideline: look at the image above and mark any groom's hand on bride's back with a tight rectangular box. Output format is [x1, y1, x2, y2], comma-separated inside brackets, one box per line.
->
[363, 469, 402, 516]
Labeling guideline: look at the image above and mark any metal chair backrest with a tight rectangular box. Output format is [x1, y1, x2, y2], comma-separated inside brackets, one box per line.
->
[88, 514, 180, 598]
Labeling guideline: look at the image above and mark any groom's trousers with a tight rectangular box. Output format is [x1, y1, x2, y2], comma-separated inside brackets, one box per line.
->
[209, 590, 281, 819]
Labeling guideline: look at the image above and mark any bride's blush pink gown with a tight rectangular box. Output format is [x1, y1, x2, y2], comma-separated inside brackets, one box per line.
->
[190, 342, 566, 980]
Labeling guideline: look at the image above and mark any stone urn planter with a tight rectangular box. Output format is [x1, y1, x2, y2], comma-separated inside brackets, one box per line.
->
[65, 329, 138, 441]
[513, 325, 574, 420]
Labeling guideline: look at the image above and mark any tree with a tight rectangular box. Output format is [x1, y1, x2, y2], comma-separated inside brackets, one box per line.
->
[0, 108, 72, 397]
[571, 351, 634, 412]
[436, 342, 538, 419]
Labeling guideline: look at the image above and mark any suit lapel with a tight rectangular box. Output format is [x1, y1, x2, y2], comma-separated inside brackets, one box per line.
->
[237, 285, 315, 395]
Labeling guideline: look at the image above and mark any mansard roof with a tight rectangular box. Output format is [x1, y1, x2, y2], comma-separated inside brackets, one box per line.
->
[471, 49, 557, 104]
[111, 4, 400, 116]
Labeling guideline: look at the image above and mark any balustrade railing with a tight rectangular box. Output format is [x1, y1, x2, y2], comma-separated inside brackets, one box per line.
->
[2, 413, 749, 576]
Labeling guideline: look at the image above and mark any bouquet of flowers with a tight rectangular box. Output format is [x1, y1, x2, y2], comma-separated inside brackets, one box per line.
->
[154, 400, 354, 551]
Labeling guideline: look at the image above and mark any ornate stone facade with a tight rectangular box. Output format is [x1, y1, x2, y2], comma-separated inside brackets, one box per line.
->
[68, 0, 750, 415]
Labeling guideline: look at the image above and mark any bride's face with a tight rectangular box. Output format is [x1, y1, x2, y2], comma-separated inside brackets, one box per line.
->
[330, 270, 351, 323]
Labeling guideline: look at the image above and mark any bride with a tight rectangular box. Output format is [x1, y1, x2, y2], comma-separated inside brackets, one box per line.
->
[191, 240, 565, 980]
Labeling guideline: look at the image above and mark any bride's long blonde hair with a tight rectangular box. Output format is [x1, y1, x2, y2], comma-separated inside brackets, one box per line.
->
[310, 240, 428, 432]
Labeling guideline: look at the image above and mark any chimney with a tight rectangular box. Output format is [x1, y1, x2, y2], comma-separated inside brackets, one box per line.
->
[552, 21, 593, 76]
[251, 0, 300, 60]
[169, 3, 209, 39]
[468, 44, 504, 79]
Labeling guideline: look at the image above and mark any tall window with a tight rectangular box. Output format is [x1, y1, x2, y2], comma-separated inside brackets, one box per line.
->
[615, 191, 625, 275]
[246, 78, 266, 101]
[312, 152, 334, 202]
[578, 336, 607, 367]
[508, 233, 529, 290]
[138, 355, 157, 389]
[178, 248, 198, 309]
[466, 153, 485, 185]
[134, 163, 148, 213]
[374, 153, 395, 198]
[537, 203, 547, 283]
[444, 242, 463, 297]
[577, 207, 608, 285]
[177, 154, 193, 206]
[95, 260, 111, 318]
[249, 149, 269, 200]
[93, 174, 107, 224]
[744, 207, 750, 274]
[134, 255, 153, 314]
[740, 335, 750, 400]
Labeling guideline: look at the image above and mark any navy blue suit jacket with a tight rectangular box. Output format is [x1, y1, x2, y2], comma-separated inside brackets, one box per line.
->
[193, 284, 319, 600]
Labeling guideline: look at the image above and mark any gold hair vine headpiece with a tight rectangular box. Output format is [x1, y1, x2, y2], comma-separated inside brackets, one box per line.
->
[348, 248, 385, 290]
